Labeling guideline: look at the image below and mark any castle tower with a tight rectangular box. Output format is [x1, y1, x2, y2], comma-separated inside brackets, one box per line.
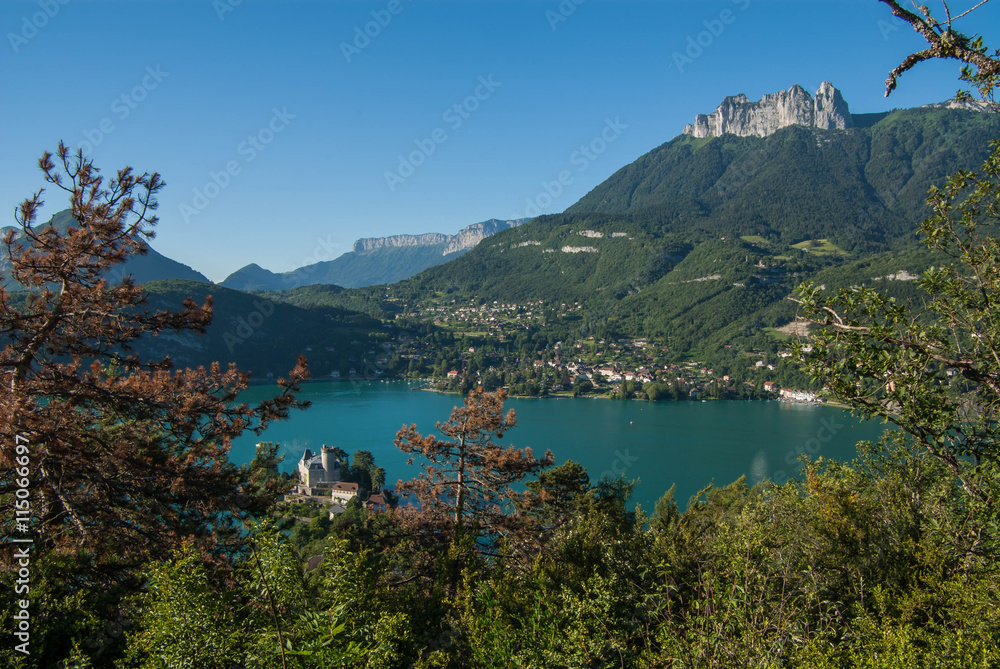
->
[321, 445, 334, 482]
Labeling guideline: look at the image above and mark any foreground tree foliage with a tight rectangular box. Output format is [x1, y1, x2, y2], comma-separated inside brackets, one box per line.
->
[877, 0, 1000, 103]
[391, 388, 554, 591]
[127, 522, 412, 669]
[459, 437, 1000, 668]
[0, 145, 308, 665]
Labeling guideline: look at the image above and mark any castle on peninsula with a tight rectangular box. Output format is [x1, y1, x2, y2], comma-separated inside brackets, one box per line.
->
[296, 445, 343, 496]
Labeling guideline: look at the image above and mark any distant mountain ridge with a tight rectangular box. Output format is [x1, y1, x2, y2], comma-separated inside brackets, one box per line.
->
[222, 217, 526, 292]
[8, 88, 999, 368]
[1, 209, 209, 288]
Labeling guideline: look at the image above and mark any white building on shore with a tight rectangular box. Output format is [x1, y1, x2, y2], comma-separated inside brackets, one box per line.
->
[779, 388, 819, 403]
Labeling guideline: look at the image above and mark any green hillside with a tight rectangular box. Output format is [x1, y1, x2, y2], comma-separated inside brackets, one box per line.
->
[138, 280, 384, 379]
[306, 243, 455, 288]
[259, 283, 401, 321]
[570, 108, 1000, 252]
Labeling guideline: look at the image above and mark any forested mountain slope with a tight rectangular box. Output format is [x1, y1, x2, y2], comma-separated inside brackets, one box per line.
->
[379, 106, 1000, 351]
[138, 280, 383, 379]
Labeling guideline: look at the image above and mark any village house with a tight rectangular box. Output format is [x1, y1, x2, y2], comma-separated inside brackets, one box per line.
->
[597, 367, 621, 382]
[327, 481, 361, 518]
[330, 481, 359, 506]
[365, 491, 389, 512]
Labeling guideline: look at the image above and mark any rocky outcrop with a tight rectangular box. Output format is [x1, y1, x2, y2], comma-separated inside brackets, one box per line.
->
[922, 98, 994, 112]
[683, 82, 853, 139]
[443, 219, 523, 255]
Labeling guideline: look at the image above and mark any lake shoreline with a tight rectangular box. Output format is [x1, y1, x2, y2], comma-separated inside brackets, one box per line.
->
[415, 384, 839, 407]
[246, 375, 838, 407]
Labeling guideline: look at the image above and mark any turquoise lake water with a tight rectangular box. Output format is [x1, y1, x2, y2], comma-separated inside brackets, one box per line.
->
[231, 380, 890, 512]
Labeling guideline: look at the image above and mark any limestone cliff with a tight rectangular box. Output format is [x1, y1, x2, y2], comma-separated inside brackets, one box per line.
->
[683, 82, 853, 139]
[352, 233, 449, 254]
[352, 219, 524, 256]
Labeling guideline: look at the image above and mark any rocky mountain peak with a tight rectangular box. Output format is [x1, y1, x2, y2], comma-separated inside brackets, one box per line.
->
[683, 82, 853, 139]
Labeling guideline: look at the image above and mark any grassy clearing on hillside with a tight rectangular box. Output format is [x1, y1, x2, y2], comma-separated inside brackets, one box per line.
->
[791, 238, 849, 256]
[676, 135, 713, 151]
[763, 327, 792, 342]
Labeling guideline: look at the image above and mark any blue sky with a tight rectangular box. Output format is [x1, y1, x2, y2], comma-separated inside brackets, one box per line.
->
[1, 0, 994, 281]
